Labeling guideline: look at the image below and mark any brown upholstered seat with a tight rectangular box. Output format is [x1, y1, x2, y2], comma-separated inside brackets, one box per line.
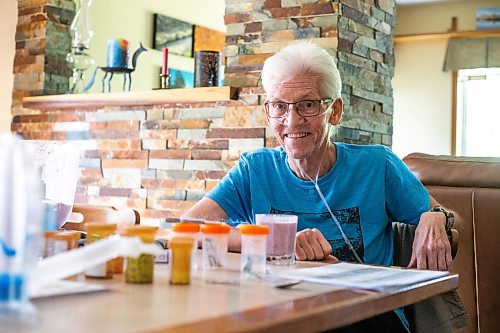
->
[403, 153, 500, 333]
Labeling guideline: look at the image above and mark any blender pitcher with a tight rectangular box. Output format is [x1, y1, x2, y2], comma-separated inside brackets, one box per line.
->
[26, 141, 81, 228]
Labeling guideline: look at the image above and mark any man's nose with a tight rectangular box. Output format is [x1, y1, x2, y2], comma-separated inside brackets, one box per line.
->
[284, 105, 304, 126]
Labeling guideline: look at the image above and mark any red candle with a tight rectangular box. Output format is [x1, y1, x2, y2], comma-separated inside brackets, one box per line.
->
[162, 48, 169, 75]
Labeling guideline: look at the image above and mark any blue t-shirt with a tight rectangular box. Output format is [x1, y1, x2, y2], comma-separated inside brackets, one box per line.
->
[207, 143, 430, 266]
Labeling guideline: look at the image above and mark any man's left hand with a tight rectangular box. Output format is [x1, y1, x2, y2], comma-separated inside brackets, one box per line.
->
[408, 212, 452, 271]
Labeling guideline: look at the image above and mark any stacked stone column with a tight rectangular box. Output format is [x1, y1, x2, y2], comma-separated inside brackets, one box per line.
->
[224, 0, 396, 145]
[13, 0, 74, 110]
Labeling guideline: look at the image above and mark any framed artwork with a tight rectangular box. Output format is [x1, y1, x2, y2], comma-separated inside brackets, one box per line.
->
[193, 25, 225, 53]
[153, 14, 194, 57]
[193, 25, 225, 66]
[476, 8, 500, 30]
[169, 68, 194, 88]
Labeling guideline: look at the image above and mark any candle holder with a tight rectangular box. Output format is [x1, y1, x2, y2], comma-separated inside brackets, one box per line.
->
[160, 73, 170, 89]
[194, 51, 221, 87]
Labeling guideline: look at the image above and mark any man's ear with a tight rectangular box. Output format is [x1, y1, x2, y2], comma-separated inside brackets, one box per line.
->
[328, 98, 343, 126]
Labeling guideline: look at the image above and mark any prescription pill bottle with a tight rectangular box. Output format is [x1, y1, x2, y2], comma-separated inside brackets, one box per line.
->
[238, 224, 269, 276]
[171, 223, 200, 270]
[43, 231, 63, 258]
[112, 224, 128, 273]
[54, 230, 80, 250]
[200, 223, 230, 270]
[122, 225, 158, 284]
[112, 256, 124, 274]
[84, 223, 117, 279]
[53, 230, 82, 279]
[169, 237, 195, 285]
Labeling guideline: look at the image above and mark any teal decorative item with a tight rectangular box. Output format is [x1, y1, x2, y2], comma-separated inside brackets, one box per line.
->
[106, 38, 129, 68]
[85, 42, 147, 92]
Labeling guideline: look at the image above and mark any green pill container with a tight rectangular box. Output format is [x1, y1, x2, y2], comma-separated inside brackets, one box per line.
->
[122, 225, 158, 284]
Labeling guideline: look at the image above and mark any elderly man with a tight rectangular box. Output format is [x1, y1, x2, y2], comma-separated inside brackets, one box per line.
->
[182, 43, 455, 332]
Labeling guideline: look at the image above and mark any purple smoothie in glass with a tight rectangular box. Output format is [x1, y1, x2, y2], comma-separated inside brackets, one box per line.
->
[57, 202, 73, 228]
[256, 214, 298, 265]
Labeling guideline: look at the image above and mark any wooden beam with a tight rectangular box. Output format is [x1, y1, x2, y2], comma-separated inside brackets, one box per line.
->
[22, 86, 239, 110]
[451, 71, 458, 156]
[395, 28, 500, 43]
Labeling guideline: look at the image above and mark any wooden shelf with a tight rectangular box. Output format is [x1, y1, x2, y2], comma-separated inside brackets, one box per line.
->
[22, 86, 239, 110]
[395, 28, 500, 43]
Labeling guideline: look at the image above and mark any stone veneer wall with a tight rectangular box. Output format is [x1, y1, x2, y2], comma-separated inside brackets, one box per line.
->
[12, 0, 74, 109]
[13, 0, 396, 225]
[11, 90, 267, 225]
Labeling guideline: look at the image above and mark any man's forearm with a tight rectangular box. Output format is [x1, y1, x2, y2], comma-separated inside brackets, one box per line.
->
[228, 227, 242, 252]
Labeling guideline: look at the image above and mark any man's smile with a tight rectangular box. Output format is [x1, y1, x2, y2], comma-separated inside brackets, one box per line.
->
[285, 132, 311, 139]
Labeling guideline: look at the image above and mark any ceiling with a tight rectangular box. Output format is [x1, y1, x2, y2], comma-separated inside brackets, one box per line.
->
[395, 0, 479, 5]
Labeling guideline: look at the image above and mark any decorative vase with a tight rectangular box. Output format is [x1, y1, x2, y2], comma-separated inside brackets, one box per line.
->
[194, 51, 221, 87]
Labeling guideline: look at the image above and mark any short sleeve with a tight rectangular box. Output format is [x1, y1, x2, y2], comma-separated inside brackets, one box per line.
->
[205, 154, 253, 225]
[384, 148, 430, 224]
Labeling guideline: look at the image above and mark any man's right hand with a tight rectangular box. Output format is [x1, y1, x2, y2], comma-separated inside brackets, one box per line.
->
[295, 228, 339, 262]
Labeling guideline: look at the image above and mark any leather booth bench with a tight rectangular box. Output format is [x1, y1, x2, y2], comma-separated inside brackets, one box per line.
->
[403, 153, 500, 333]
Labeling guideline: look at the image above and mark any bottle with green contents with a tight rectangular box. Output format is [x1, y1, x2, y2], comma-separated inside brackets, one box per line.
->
[122, 225, 158, 284]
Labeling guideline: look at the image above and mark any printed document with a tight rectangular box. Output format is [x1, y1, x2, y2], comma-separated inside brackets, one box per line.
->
[276, 262, 449, 290]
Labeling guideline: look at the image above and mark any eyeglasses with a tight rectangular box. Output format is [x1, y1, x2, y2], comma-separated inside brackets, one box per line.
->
[264, 99, 334, 118]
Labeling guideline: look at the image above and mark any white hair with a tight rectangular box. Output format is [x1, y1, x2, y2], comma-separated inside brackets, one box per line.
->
[261, 42, 342, 100]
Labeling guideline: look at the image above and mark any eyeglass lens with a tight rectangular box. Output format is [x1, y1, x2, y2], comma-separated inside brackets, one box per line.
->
[267, 100, 320, 117]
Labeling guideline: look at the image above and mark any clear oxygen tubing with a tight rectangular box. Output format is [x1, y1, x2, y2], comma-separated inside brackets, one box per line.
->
[270, 101, 363, 264]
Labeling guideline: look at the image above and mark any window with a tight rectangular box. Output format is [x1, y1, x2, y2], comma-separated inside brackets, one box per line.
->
[456, 68, 500, 157]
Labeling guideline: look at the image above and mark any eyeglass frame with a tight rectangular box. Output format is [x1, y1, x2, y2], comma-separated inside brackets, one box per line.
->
[264, 98, 335, 118]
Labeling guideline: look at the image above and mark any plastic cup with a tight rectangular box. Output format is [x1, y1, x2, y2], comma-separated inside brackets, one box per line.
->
[255, 214, 298, 265]
[200, 224, 230, 270]
[238, 225, 269, 276]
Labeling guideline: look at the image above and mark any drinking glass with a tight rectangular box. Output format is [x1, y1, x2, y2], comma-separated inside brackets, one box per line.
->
[255, 214, 298, 265]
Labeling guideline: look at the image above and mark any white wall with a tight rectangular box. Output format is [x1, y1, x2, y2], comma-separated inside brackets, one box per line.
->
[393, 39, 451, 157]
[87, 0, 226, 93]
[392, 0, 499, 158]
[0, 0, 17, 134]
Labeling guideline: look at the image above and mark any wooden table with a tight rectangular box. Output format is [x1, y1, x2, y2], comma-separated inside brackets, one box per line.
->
[27, 253, 458, 333]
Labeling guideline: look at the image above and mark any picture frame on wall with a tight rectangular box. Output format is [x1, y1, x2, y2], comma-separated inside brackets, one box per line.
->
[169, 68, 194, 88]
[152, 13, 226, 88]
[476, 8, 500, 30]
[193, 25, 225, 55]
[153, 14, 194, 57]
